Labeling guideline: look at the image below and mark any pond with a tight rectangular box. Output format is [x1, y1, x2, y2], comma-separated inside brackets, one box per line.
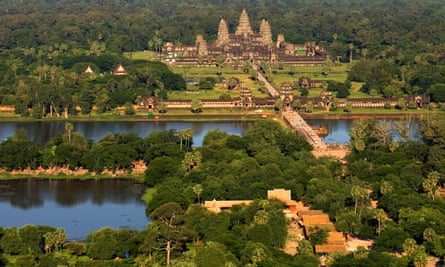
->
[0, 178, 147, 240]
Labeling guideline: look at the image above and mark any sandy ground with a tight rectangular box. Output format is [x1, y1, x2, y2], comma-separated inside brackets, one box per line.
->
[345, 235, 373, 251]
[312, 147, 349, 159]
[282, 202, 309, 255]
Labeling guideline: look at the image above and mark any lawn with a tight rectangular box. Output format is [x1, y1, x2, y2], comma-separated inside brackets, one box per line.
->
[349, 82, 371, 98]
[269, 63, 350, 84]
[128, 56, 378, 101]
[168, 65, 270, 99]
[124, 51, 158, 61]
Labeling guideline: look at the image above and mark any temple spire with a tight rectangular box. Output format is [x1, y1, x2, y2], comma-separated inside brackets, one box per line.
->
[235, 9, 253, 35]
[216, 18, 229, 45]
[260, 19, 272, 45]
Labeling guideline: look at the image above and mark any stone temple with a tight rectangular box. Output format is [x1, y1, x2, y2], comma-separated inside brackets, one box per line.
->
[162, 9, 329, 67]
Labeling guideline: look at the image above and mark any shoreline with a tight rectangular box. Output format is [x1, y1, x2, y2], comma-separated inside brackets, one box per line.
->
[300, 113, 425, 120]
[0, 109, 433, 180]
[0, 109, 433, 122]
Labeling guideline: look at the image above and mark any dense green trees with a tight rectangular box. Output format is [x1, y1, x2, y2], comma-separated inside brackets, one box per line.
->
[0, 54, 184, 118]
[2, 115, 445, 265]
[332, 113, 445, 264]
[86, 227, 138, 260]
[1, 0, 445, 114]
[0, 129, 42, 170]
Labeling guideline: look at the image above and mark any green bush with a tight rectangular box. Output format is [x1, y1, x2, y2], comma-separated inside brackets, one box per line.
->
[124, 102, 136, 115]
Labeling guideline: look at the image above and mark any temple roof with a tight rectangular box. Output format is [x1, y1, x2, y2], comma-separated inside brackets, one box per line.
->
[217, 18, 230, 45]
[84, 65, 94, 74]
[235, 9, 253, 35]
[112, 63, 128, 76]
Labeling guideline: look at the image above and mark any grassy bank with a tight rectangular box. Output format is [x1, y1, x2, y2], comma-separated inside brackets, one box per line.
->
[0, 171, 145, 181]
[0, 109, 274, 122]
[0, 108, 439, 122]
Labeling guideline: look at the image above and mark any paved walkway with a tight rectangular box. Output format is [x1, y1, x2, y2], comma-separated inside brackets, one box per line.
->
[283, 111, 327, 150]
[253, 64, 280, 97]
[253, 66, 328, 151]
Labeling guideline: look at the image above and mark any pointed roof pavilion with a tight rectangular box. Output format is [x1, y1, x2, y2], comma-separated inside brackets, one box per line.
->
[84, 65, 94, 74]
[112, 63, 128, 76]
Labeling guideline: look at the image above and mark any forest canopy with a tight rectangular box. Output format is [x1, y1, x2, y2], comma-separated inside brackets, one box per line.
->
[1, 0, 445, 116]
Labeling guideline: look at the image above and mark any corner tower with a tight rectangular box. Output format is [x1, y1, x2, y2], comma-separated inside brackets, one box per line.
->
[260, 19, 272, 45]
[216, 18, 229, 45]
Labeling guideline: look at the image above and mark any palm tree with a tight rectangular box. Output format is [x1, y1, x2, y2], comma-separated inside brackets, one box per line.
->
[178, 129, 186, 150]
[182, 152, 194, 171]
[191, 151, 201, 168]
[353, 139, 365, 152]
[349, 43, 354, 63]
[380, 181, 393, 195]
[182, 151, 201, 171]
[184, 128, 193, 149]
[254, 210, 268, 224]
[65, 122, 73, 144]
[389, 141, 399, 153]
[423, 171, 440, 200]
[403, 238, 417, 257]
[351, 185, 369, 216]
[251, 247, 266, 266]
[412, 249, 428, 267]
[193, 184, 203, 203]
[423, 228, 436, 243]
[374, 208, 386, 236]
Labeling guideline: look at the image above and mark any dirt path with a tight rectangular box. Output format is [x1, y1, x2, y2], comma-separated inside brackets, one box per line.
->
[282, 221, 302, 255]
[312, 147, 349, 160]
[282, 202, 310, 255]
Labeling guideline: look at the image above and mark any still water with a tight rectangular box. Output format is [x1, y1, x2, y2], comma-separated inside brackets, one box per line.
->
[306, 118, 420, 144]
[0, 119, 419, 146]
[0, 179, 147, 240]
[0, 121, 254, 146]
[0, 119, 419, 239]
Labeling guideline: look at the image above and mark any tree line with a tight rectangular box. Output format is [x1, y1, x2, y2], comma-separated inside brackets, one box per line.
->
[1, 116, 445, 265]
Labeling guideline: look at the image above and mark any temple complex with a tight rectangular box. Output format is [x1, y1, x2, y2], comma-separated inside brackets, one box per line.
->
[163, 9, 329, 67]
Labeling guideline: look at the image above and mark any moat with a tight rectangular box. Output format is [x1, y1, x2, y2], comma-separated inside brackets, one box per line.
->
[0, 119, 419, 146]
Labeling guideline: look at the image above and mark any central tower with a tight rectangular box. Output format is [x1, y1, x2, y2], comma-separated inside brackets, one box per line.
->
[235, 9, 253, 36]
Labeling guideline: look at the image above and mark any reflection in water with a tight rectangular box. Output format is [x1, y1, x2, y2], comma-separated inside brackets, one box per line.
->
[0, 121, 255, 146]
[0, 119, 420, 239]
[306, 119, 420, 145]
[0, 179, 145, 209]
[0, 179, 148, 240]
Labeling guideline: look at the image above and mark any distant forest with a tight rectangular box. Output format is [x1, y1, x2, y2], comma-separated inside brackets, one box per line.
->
[1, 0, 445, 117]
[1, 0, 445, 61]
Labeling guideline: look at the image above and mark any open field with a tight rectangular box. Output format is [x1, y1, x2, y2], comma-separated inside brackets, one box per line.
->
[124, 50, 158, 61]
[127, 53, 383, 101]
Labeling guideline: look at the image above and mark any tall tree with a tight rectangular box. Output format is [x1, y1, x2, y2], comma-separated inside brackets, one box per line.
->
[422, 171, 440, 200]
[150, 202, 192, 267]
[193, 184, 203, 203]
[65, 122, 73, 144]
